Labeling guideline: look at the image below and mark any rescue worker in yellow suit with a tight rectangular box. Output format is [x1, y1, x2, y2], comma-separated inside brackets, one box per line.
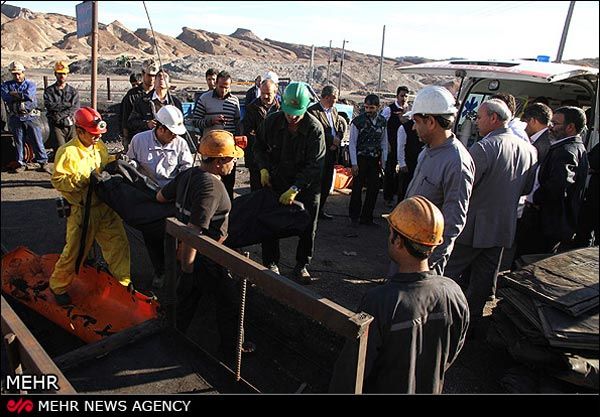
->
[50, 106, 131, 305]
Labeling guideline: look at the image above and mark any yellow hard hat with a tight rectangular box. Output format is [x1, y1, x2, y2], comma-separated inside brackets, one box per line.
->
[198, 130, 244, 158]
[387, 196, 444, 246]
[54, 61, 70, 74]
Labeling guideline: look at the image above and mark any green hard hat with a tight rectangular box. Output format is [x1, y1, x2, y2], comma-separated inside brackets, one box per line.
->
[281, 82, 311, 116]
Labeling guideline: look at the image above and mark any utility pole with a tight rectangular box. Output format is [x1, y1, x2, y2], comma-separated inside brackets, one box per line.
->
[91, 0, 98, 109]
[337, 39, 348, 95]
[377, 25, 386, 92]
[309, 44, 315, 84]
[326, 40, 332, 85]
[555, 1, 576, 63]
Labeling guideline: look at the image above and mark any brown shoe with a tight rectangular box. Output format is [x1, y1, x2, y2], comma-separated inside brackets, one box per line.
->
[38, 163, 53, 174]
[11, 165, 26, 174]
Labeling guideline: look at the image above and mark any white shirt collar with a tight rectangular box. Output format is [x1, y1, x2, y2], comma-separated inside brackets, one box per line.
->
[152, 91, 169, 103]
[551, 135, 577, 146]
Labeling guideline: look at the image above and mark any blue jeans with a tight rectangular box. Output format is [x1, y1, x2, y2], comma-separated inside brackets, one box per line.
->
[8, 116, 48, 166]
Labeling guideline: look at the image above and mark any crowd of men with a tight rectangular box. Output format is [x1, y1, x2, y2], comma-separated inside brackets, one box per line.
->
[1, 58, 597, 394]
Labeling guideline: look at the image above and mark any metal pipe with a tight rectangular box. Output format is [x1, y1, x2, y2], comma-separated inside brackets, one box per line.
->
[326, 40, 332, 84]
[377, 25, 386, 92]
[309, 45, 315, 84]
[337, 40, 348, 95]
[106, 77, 111, 101]
[555, 1, 576, 63]
[91, 0, 98, 109]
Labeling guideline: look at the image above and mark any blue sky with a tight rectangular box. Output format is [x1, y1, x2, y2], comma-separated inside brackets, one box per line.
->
[7, 1, 600, 60]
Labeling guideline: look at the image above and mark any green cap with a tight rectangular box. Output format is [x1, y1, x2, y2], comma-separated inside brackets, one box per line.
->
[281, 82, 311, 116]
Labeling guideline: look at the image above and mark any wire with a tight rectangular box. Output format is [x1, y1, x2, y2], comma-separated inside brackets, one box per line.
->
[141, 1, 199, 155]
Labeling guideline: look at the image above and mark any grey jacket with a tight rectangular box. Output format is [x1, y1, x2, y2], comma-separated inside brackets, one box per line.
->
[406, 135, 475, 273]
[458, 128, 537, 248]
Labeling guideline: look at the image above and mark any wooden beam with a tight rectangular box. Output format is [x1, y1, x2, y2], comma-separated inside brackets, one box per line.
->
[53, 318, 164, 371]
[165, 218, 373, 339]
[1, 296, 76, 393]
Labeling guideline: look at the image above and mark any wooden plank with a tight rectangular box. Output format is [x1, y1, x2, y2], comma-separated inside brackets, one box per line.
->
[1, 296, 76, 393]
[53, 318, 164, 371]
[165, 218, 373, 339]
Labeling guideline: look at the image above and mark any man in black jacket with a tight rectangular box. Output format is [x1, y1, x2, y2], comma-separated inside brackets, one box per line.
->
[44, 61, 79, 152]
[254, 82, 325, 283]
[307, 85, 346, 219]
[522, 102, 553, 165]
[381, 86, 409, 206]
[241, 78, 280, 191]
[120, 59, 158, 151]
[518, 106, 589, 255]
[127, 70, 183, 140]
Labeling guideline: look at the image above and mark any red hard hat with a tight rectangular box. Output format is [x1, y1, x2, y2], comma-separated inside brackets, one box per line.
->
[75, 107, 107, 135]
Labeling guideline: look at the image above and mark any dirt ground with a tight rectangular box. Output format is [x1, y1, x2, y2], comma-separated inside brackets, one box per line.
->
[0, 140, 517, 393]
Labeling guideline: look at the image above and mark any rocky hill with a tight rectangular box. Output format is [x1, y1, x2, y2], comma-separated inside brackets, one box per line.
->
[1, 4, 597, 93]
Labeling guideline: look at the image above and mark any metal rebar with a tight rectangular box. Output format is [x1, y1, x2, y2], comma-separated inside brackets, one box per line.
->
[235, 251, 250, 381]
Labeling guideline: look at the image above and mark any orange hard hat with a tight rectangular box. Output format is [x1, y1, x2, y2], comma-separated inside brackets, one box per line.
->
[387, 196, 444, 246]
[198, 130, 244, 158]
[74, 107, 107, 135]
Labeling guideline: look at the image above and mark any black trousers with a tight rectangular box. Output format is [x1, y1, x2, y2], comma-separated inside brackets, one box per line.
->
[383, 155, 398, 202]
[262, 190, 320, 267]
[445, 243, 503, 320]
[176, 255, 240, 354]
[349, 155, 380, 222]
[248, 165, 262, 193]
[514, 205, 566, 259]
[397, 167, 416, 202]
[320, 147, 338, 212]
[140, 219, 166, 278]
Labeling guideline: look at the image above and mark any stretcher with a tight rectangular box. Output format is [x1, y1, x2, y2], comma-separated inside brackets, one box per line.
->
[1, 246, 159, 344]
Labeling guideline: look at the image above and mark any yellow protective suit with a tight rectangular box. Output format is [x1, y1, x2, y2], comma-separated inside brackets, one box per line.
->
[50, 136, 131, 295]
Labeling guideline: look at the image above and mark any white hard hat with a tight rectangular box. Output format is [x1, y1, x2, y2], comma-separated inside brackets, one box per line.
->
[156, 105, 186, 135]
[9, 61, 25, 73]
[263, 71, 279, 84]
[404, 85, 457, 118]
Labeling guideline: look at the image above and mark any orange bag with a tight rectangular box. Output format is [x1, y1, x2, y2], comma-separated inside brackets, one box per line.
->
[1, 247, 160, 344]
[333, 165, 354, 190]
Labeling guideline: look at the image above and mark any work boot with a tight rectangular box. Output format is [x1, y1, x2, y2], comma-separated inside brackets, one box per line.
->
[11, 165, 26, 174]
[293, 264, 312, 285]
[266, 263, 280, 275]
[241, 341, 256, 354]
[52, 290, 72, 306]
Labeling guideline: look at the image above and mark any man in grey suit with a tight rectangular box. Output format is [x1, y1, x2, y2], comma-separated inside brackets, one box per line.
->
[445, 99, 537, 326]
